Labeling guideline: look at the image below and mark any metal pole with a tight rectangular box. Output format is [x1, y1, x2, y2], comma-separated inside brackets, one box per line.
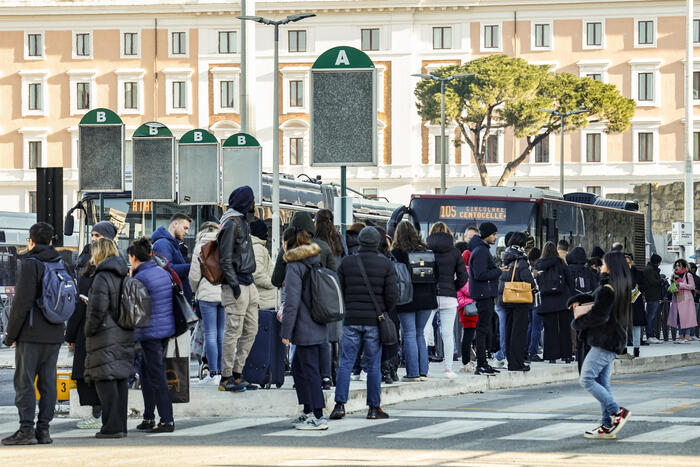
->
[686, 0, 695, 248]
[440, 79, 447, 194]
[99, 193, 104, 222]
[559, 114, 565, 194]
[151, 202, 157, 234]
[240, 0, 247, 133]
[196, 205, 202, 233]
[341, 166, 347, 236]
[271, 23, 281, 260]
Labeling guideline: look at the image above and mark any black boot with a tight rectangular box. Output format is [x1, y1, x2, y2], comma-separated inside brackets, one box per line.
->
[381, 360, 393, 384]
[390, 355, 400, 383]
[634, 348, 640, 358]
[329, 403, 345, 420]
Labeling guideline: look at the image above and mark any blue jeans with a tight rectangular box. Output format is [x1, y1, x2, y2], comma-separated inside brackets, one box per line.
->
[140, 338, 174, 424]
[399, 309, 432, 377]
[527, 307, 543, 355]
[494, 303, 507, 361]
[335, 325, 382, 407]
[645, 300, 659, 339]
[199, 300, 225, 373]
[580, 346, 619, 426]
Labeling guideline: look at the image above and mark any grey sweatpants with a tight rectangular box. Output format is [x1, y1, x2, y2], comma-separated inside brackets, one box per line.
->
[14, 342, 61, 431]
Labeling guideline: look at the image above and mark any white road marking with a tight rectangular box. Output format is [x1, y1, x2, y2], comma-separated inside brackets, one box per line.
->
[265, 418, 395, 437]
[389, 409, 558, 420]
[621, 425, 700, 443]
[149, 417, 287, 437]
[505, 395, 594, 412]
[631, 398, 700, 414]
[379, 420, 504, 439]
[500, 422, 592, 441]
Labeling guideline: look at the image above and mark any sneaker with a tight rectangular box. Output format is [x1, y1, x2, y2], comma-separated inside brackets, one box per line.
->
[367, 407, 390, 419]
[197, 375, 213, 385]
[150, 422, 175, 433]
[584, 424, 616, 439]
[35, 428, 52, 445]
[494, 359, 506, 368]
[295, 416, 328, 431]
[234, 378, 258, 391]
[419, 375, 428, 381]
[224, 379, 248, 392]
[486, 365, 501, 374]
[474, 365, 496, 376]
[322, 378, 332, 390]
[444, 369, 458, 379]
[610, 407, 631, 435]
[674, 338, 688, 344]
[2, 429, 38, 446]
[647, 337, 660, 344]
[218, 377, 231, 391]
[692, 336, 700, 341]
[136, 419, 155, 431]
[508, 365, 531, 372]
[402, 376, 421, 382]
[209, 374, 222, 386]
[77, 415, 102, 429]
[329, 403, 346, 420]
[461, 362, 476, 373]
[95, 431, 126, 439]
[291, 413, 309, 427]
[529, 354, 544, 362]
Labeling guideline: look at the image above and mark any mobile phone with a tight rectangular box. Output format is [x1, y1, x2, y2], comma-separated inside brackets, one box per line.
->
[79, 294, 89, 301]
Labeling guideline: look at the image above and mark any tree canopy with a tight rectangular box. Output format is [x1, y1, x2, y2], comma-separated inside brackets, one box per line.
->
[414, 55, 636, 186]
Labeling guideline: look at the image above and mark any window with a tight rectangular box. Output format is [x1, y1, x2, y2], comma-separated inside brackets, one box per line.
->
[172, 81, 186, 109]
[289, 80, 303, 107]
[534, 137, 549, 163]
[695, 131, 700, 161]
[695, 71, 700, 100]
[76, 82, 90, 110]
[586, 22, 602, 46]
[124, 82, 138, 109]
[288, 30, 307, 52]
[218, 31, 237, 54]
[28, 141, 41, 169]
[637, 20, 654, 45]
[638, 132, 653, 161]
[290, 137, 303, 165]
[433, 27, 452, 50]
[363, 188, 378, 198]
[28, 83, 42, 110]
[123, 32, 138, 56]
[361, 28, 379, 51]
[586, 133, 601, 162]
[695, 19, 700, 44]
[587, 73, 602, 81]
[28, 191, 37, 214]
[220, 81, 235, 109]
[28, 33, 42, 57]
[75, 33, 90, 57]
[586, 186, 602, 196]
[171, 32, 186, 55]
[485, 135, 498, 163]
[638, 72, 654, 101]
[484, 25, 500, 49]
[534, 23, 551, 48]
[434, 135, 447, 164]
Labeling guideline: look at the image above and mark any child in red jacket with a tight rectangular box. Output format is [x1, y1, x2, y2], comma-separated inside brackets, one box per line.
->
[458, 250, 478, 372]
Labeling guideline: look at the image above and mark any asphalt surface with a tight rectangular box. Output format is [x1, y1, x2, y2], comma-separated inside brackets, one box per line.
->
[1, 365, 699, 465]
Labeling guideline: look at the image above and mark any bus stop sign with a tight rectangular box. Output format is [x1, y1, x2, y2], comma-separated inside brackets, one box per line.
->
[222, 133, 262, 205]
[78, 108, 124, 192]
[178, 129, 219, 205]
[132, 122, 175, 202]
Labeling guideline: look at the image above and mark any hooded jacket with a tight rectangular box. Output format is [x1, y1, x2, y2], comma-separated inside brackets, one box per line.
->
[151, 226, 192, 301]
[566, 247, 599, 294]
[133, 260, 175, 341]
[641, 262, 664, 302]
[217, 208, 256, 295]
[4, 244, 65, 346]
[467, 235, 501, 300]
[252, 235, 276, 309]
[427, 232, 468, 298]
[84, 255, 134, 382]
[497, 247, 535, 307]
[280, 243, 328, 346]
[189, 230, 222, 303]
[570, 274, 626, 354]
[535, 256, 572, 314]
[346, 231, 361, 255]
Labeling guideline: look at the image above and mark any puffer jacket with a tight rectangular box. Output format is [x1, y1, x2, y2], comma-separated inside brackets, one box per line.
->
[427, 232, 468, 298]
[497, 247, 535, 307]
[84, 255, 134, 382]
[566, 247, 599, 294]
[218, 208, 256, 293]
[467, 235, 501, 300]
[280, 243, 328, 346]
[535, 256, 572, 314]
[252, 236, 276, 309]
[457, 250, 477, 328]
[133, 260, 175, 341]
[189, 230, 222, 303]
[151, 226, 192, 301]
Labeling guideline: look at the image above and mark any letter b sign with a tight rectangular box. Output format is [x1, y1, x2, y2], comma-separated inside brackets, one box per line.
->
[237, 135, 246, 145]
[149, 126, 158, 136]
[194, 131, 203, 142]
[96, 111, 106, 123]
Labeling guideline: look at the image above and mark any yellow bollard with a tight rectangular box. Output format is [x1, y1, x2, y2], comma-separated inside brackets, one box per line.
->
[34, 370, 74, 402]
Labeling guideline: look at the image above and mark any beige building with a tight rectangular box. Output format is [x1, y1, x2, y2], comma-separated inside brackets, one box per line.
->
[1, 0, 700, 213]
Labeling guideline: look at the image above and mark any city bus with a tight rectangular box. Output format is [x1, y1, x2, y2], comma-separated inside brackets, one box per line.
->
[389, 186, 645, 263]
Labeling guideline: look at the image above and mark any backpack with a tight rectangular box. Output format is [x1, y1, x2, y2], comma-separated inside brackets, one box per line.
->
[199, 240, 222, 285]
[302, 263, 344, 324]
[117, 276, 152, 329]
[28, 258, 77, 325]
[391, 255, 413, 306]
[407, 250, 436, 284]
[538, 265, 566, 296]
[571, 267, 595, 294]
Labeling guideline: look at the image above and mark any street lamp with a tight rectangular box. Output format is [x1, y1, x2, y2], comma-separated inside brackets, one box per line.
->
[238, 12, 315, 259]
[538, 108, 588, 194]
[413, 72, 473, 194]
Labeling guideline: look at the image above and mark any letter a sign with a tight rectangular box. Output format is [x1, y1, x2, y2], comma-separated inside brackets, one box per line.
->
[335, 50, 350, 66]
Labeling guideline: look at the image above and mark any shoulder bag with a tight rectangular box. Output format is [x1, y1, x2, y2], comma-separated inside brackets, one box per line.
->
[502, 260, 533, 304]
[356, 256, 398, 346]
[573, 284, 614, 319]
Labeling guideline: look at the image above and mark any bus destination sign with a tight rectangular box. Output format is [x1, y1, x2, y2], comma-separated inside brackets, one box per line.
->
[439, 205, 507, 221]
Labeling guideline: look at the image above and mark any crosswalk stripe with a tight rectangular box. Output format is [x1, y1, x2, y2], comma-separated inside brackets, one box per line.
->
[265, 418, 395, 437]
[621, 425, 700, 443]
[52, 420, 142, 438]
[505, 396, 594, 412]
[150, 417, 287, 437]
[500, 422, 591, 441]
[631, 398, 700, 414]
[389, 409, 558, 420]
[379, 420, 504, 439]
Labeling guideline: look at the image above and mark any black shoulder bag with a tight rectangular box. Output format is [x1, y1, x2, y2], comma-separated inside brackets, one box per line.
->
[356, 256, 398, 345]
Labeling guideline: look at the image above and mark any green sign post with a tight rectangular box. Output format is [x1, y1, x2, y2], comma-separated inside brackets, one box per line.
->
[178, 129, 219, 206]
[222, 132, 262, 206]
[132, 122, 176, 203]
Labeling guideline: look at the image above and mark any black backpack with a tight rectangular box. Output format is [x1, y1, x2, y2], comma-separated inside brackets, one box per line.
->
[538, 265, 566, 296]
[571, 267, 595, 294]
[117, 276, 152, 330]
[407, 250, 436, 284]
[302, 263, 344, 324]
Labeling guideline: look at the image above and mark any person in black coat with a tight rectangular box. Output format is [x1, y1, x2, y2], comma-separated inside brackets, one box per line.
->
[626, 254, 646, 357]
[536, 241, 573, 363]
[498, 232, 536, 372]
[84, 238, 134, 439]
[640, 254, 663, 342]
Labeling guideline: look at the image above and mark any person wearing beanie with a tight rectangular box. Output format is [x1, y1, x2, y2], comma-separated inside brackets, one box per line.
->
[331, 227, 398, 421]
[250, 220, 276, 310]
[467, 221, 501, 376]
[641, 253, 665, 343]
[91, 221, 118, 242]
[590, 246, 606, 260]
[217, 186, 259, 392]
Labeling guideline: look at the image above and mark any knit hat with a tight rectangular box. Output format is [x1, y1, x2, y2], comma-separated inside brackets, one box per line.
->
[591, 246, 605, 259]
[92, 221, 118, 240]
[358, 226, 380, 250]
[650, 253, 662, 265]
[250, 219, 268, 241]
[228, 186, 255, 213]
[479, 222, 498, 239]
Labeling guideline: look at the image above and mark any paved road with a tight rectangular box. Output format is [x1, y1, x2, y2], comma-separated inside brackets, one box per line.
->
[1, 366, 699, 466]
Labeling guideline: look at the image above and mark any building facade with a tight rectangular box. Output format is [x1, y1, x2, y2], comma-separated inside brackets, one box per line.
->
[1, 0, 700, 212]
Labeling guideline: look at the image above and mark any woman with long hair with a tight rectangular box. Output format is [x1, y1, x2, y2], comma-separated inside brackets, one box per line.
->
[668, 258, 698, 343]
[391, 220, 438, 381]
[570, 251, 632, 439]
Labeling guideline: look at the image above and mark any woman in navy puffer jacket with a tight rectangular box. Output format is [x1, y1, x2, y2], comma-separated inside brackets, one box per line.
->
[128, 238, 176, 433]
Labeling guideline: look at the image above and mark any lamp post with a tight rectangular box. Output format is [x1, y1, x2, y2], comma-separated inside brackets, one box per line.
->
[538, 108, 588, 194]
[238, 13, 315, 259]
[413, 72, 473, 194]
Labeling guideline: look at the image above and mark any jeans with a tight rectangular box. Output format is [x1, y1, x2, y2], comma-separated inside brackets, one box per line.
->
[580, 346, 619, 426]
[633, 326, 643, 348]
[436, 296, 458, 371]
[335, 325, 382, 407]
[494, 303, 507, 361]
[399, 309, 432, 377]
[199, 300, 225, 374]
[645, 300, 659, 339]
[140, 338, 174, 424]
[527, 307, 543, 355]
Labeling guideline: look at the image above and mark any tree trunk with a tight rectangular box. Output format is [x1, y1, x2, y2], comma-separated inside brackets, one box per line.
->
[495, 132, 550, 187]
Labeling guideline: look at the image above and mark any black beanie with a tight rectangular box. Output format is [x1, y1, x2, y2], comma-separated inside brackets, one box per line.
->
[228, 186, 254, 213]
[358, 226, 380, 250]
[479, 222, 497, 239]
[92, 221, 118, 240]
[650, 253, 662, 265]
[250, 219, 268, 241]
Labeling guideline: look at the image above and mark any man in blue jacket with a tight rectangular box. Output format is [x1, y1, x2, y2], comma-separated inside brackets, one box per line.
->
[152, 213, 192, 301]
[468, 222, 503, 376]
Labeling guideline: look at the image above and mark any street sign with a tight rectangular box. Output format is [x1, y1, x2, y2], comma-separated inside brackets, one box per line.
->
[222, 132, 262, 205]
[333, 196, 353, 226]
[78, 108, 124, 192]
[672, 222, 694, 248]
[310, 46, 377, 167]
[178, 129, 219, 205]
[131, 122, 175, 202]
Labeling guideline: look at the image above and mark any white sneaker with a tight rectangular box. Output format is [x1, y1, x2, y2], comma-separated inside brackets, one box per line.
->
[197, 375, 213, 385]
[692, 336, 700, 341]
[647, 337, 660, 344]
[461, 362, 476, 373]
[76, 415, 101, 429]
[350, 373, 362, 381]
[444, 369, 458, 379]
[495, 359, 506, 368]
[295, 416, 329, 431]
[210, 374, 222, 386]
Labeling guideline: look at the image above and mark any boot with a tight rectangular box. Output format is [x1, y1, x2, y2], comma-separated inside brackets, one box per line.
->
[390, 355, 400, 383]
[329, 403, 345, 420]
[381, 360, 393, 384]
[633, 348, 640, 358]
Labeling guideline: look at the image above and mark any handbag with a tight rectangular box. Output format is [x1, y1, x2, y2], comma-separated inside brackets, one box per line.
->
[164, 339, 190, 403]
[356, 256, 398, 346]
[407, 250, 436, 284]
[464, 302, 478, 316]
[172, 279, 198, 337]
[502, 260, 533, 304]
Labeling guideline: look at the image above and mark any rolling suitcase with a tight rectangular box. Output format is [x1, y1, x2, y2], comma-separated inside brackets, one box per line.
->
[243, 308, 286, 389]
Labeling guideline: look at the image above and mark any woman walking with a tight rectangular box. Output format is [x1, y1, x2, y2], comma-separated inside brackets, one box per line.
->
[84, 238, 133, 438]
[570, 251, 632, 439]
[668, 259, 698, 343]
[536, 242, 573, 363]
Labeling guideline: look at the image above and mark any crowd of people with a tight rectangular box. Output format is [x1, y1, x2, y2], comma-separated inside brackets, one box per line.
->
[3, 185, 698, 442]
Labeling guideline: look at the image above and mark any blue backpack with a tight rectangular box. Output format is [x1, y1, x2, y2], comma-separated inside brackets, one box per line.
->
[28, 258, 77, 325]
